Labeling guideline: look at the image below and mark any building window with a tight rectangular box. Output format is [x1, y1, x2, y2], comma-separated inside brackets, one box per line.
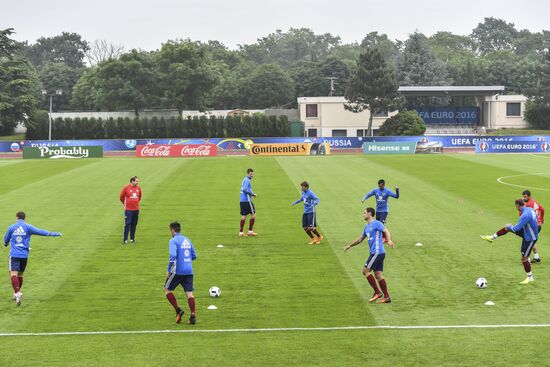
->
[306, 104, 318, 118]
[356, 129, 365, 137]
[307, 128, 317, 137]
[506, 103, 521, 117]
[373, 109, 388, 117]
[332, 129, 347, 137]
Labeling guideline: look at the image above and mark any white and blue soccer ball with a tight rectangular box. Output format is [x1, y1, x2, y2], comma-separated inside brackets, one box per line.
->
[209, 286, 221, 297]
[476, 277, 488, 288]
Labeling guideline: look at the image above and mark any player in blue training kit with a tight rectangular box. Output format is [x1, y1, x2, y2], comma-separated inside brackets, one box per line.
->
[3, 211, 61, 306]
[239, 168, 258, 237]
[482, 199, 539, 284]
[362, 179, 400, 224]
[164, 221, 197, 324]
[344, 207, 395, 303]
[292, 181, 324, 244]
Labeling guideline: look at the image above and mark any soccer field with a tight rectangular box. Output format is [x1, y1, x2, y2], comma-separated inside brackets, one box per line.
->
[1, 154, 550, 366]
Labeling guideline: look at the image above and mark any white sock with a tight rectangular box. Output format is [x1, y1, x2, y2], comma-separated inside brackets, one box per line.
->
[534, 253, 540, 260]
[527, 272, 533, 278]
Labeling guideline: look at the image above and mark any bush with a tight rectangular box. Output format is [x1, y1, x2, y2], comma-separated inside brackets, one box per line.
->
[379, 111, 426, 136]
[524, 101, 550, 129]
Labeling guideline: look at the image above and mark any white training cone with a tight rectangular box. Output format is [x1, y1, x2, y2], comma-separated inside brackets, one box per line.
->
[207, 305, 218, 310]
[484, 301, 495, 306]
[217, 244, 224, 248]
[415, 243, 423, 247]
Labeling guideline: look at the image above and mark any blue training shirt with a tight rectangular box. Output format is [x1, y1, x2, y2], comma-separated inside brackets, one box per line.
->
[4, 219, 61, 258]
[168, 233, 197, 275]
[362, 220, 385, 254]
[293, 189, 320, 214]
[363, 187, 399, 213]
[240, 176, 255, 202]
[508, 206, 539, 241]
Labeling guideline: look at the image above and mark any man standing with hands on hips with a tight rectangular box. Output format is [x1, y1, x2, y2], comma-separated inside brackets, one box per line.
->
[120, 176, 142, 244]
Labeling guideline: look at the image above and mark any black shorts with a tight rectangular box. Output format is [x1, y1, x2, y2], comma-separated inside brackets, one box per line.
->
[521, 239, 537, 257]
[240, 201, 256, 216]
[376, 212, 388, 224]
[165, 274, 194, 292]
[364, 253, 385, 272]
[302, 212, 317, 228]
[10, 257, 28, 272]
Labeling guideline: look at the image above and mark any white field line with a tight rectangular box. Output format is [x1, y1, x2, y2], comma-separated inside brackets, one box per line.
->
[3, 324, 550, 337]
[531, 154, 550, 159]
[496, 172, 550, 191]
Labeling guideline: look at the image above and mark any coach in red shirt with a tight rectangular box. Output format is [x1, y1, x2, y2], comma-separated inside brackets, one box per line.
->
[120, 176, 142, 244]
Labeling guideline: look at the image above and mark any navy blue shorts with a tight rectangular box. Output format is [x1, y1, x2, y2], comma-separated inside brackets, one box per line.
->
[10, 257, 28, 272]
[302, 212, 317, 228]
[165, 274, 194, 292]
[240, 201, 255, 216]
[521, 239, 537, 257]
[376, 212, 388, 224]
[364, 253, 385, 272]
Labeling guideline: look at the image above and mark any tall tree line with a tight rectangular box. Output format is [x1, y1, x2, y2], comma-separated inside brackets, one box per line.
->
[1, 18, 550, 128]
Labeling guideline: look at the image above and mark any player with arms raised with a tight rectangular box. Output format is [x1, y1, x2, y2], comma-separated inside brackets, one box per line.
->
[362, 179, 399, 224]
[344, 207, 394, 303]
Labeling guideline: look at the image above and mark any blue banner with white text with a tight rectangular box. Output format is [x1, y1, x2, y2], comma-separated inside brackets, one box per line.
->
[414, 107, 480, 124]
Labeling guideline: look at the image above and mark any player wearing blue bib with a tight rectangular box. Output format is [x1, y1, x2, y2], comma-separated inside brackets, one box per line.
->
[239, 168, 258, 237]
[164, 221, 197, 324]
[361, 179, 400, 224]
[344, 207, 395, 303]
[292, 181, 324, 244]
[3, 211, 62, 306]
[482, 199, 539, 284]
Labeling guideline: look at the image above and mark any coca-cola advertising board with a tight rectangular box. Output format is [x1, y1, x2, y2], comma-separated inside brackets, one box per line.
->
[136, 144, 217, 158]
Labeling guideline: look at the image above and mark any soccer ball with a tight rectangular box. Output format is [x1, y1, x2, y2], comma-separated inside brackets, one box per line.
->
[209, 286, 221, 297]
[476, 277, 488, 288]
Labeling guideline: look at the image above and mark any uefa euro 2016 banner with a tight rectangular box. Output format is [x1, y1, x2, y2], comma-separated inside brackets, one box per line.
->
[2, 135, 550, 154]
[136, 144, 217, 157]
[413, 107, 480, 124]
[475, 140, 550, 154]
[249, 142, 330, 156]
[22, 146, 103, 159]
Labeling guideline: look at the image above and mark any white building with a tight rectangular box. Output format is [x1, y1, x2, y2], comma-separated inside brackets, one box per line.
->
[298, 86, 528, 137]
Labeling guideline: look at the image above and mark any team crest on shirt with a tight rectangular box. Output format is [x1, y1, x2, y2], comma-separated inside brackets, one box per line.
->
[16, 236, 22, 243]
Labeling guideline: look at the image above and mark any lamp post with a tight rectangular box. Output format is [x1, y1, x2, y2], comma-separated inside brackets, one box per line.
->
[41, 89, 63, 140]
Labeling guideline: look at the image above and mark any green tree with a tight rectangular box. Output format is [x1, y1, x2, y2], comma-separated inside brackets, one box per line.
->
[38, 62, 82, 111]
[360, 32, 400, 64]
[379, 111, 426, 136]
[0, 29, 40, 134]
[240, 64, 295, 108]
[71, 67, 101, 110]
[345, 48, 402, 136]
[156, 40, 218, 112]
[319, 56, 350, 95]
[21, 32, 89, 69]
[95, 50, 156, 116]
[290, 61, 326, 98]
[397, 32, 451, 86]
[524, 52, 550, 129]
[471, 17, 518, 55]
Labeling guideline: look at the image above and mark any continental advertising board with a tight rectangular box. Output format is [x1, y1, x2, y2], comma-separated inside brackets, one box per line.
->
[22, 146, 103, 159]
[249, 142, 331, 156]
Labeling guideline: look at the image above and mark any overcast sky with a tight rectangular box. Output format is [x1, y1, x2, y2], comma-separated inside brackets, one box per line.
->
[2, 0, 548, 50]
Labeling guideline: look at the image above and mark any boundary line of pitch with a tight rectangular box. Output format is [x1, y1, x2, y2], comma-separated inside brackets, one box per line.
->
[2, 324, 550, 337]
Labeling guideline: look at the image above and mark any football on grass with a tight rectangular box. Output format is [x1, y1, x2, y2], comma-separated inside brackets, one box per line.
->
[209, 286, 221, 297]
[476, 277, 488, 288]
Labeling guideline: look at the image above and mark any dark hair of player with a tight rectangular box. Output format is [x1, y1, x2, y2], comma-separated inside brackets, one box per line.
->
[301, 181, 309, 188]
[378, 179, 385, 185]
[16, 211, 25, 220]
[130, 176, 138, 183]
[522, 190, 531, 197]
[247, 168, 254, 173]
[515, 199, 525, 207]
[170, 221, 181, 232]
[366, 207, 376, 217]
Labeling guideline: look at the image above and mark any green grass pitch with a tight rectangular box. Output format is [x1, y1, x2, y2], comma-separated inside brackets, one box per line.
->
[1, 154, 550, 366]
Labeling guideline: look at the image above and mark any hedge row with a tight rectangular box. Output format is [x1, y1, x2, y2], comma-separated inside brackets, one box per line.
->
[25, 112, 294, 140]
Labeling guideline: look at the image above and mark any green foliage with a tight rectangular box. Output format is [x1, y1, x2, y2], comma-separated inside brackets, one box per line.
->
[38, 62, 82, 111]
[20, 32, 89, 69]
[345, 48, 401, 136]
[240, 64, 295, 108]
[524, 53, 550, 129]
[471, 17, 518, 54]
[25, 114, 293, 139]
[378, 110, 426, 136]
